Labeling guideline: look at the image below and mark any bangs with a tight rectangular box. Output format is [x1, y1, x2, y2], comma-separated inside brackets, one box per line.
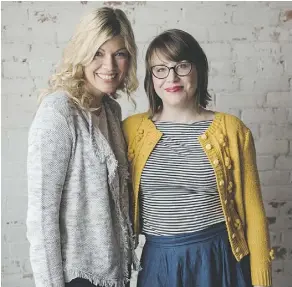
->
[147, 33, 192, 67]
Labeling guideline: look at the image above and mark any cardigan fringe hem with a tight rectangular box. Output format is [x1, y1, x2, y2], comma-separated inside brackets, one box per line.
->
[64, 269, 130, 287]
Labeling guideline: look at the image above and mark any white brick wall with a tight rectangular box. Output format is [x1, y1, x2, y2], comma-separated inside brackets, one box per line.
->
[1, 1, 292, 287]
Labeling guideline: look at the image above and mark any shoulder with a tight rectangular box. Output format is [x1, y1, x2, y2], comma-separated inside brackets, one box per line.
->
[122, 112, 149, 144]
[216, 111, 250, 134]
[38, 91, 77, 118]
[32, 91, 76, 132]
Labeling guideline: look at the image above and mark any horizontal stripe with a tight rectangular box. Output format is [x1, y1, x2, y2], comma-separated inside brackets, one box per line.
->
[140, 120, 225, 236]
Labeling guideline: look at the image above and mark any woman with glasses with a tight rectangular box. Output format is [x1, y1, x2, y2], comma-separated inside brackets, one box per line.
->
[122, 29, 273, 287]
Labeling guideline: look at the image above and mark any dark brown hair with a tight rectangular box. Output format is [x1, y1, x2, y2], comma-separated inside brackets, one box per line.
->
[144, 29, 211, 116]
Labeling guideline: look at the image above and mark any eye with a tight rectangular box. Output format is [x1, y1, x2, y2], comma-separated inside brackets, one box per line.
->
[155, 66, 167, 73]
[94, 50, 103, 58]
[177, 62, 190, 69]
[115, 51, 129, 58]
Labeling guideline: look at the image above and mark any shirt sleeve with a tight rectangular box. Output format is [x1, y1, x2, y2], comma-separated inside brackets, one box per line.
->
[26, 107, 72, 287]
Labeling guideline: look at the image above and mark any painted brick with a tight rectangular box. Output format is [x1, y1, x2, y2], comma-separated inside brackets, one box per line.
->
[233, 43, 281, 60]
[1, 44, 31, 62]
[209, 76, 239, 92]
[177, 24, 209, 42]
[184, 6, 233, 25]
[258, 27, 292, 42]
[133, 25, 160, 43]
[260, 124, 292, 140]
[202, 43, 232, 60]
[266, 92, 292, 108]
[2, 62, 30, 79]
[235, 59, 258, 76]
[257, 156, 275, 171]
[9, 243, 30, 259]
[28, 59, 55, 79]
[1, 79, 35, 95]
[275, 156, 292, 170]
[29, 44, 62, 62]
[1, 6, 29, 26]
[3, 226, 28, 244]
[216, 93, 265, 109]
[209, 61, 234, 76]
[262, 186, 292, 201]
[242, 108, 288, 124]
[232, 8, 279, 26]
[2, 24, 33, 44]
[257, 59, 284, 77]
[208, 24, 255, 42]
[255, 138, 289, 155]
[259, 170, 291, 186]
[240, 76, 290, 92]
[268, 2, 292, 8]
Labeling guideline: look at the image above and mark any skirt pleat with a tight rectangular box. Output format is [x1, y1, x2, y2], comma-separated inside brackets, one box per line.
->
[137, 222, 252, 287]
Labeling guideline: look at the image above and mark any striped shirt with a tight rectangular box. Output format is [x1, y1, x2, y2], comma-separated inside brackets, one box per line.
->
[140, 120, 225, 236]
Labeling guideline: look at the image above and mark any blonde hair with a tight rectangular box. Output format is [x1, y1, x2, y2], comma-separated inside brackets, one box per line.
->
[39, 7, 138, 109]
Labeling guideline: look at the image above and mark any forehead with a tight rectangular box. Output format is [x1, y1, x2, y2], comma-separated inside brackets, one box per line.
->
[150, 51, 177, 66]
[98, 35, 126, 51]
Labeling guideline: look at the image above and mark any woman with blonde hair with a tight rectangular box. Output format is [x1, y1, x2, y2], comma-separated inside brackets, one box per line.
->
[26, 7, 138, 287]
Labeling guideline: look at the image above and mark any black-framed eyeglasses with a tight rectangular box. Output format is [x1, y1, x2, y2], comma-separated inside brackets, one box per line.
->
[151, 61, 193, 79]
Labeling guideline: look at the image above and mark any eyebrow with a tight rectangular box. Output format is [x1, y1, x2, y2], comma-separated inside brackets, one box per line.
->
[98, 47, 127, 53]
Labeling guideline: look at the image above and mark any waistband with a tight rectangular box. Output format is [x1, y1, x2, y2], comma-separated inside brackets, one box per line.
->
[145, 222, 227, 247]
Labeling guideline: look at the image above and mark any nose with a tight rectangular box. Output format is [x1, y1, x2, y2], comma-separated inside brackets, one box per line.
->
[166, 67, 179, 82]
[102, 55, 116, 70]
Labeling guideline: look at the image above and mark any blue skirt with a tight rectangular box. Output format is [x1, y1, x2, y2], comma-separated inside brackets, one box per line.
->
[137, 222, 252, 287]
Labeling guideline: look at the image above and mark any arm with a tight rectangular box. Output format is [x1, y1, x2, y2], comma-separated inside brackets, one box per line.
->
[26, 107, 72, 287]
[242, 130, 272, 287]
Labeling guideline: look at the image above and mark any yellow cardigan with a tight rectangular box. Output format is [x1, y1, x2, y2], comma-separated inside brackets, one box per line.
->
[122, 111, 274, 286]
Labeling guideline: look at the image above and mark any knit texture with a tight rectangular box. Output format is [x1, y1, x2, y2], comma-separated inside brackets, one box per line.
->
[27, 92, 138, 287]
[122, 112, 273, 287]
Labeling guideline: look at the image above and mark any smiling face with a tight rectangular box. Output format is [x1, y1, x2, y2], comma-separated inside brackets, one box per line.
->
[150, 52, 198, 109]
[84, 35, 129, 98]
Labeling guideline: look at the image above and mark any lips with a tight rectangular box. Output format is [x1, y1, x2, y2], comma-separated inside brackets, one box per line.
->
[96, 73, 117, 81]
[165, 86, 183, 92]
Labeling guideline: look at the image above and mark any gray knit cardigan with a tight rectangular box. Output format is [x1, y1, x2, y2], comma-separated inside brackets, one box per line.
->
[26, 92, 137, 287]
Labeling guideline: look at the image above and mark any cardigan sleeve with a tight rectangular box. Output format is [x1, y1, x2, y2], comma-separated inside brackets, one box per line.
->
[242, 129, 272, 286]
[26, 106, 72, 287]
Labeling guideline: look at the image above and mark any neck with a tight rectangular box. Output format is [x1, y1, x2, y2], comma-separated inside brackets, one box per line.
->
[90, 94, 104, 109]
[155, 103, 204, 124]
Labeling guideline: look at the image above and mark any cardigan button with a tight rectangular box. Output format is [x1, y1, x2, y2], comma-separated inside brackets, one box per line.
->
[228, 181, 233, 188]
[236, 247, 240, 253]
[213, 159, 219, 166]
[224, 199, 228, 205]
[232, 233, 236, 239]
[225, 157, 230, 166]
[269, 249, 275, 260]
[239, 254, 243, 259]
[219, 180, 225, 186]
[227, 217, 231, 222]
[137, 134, 143, 141]
[206, 143, 212, 150]
[201, 133, 207, 140]
[138, 129, 144, 135]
